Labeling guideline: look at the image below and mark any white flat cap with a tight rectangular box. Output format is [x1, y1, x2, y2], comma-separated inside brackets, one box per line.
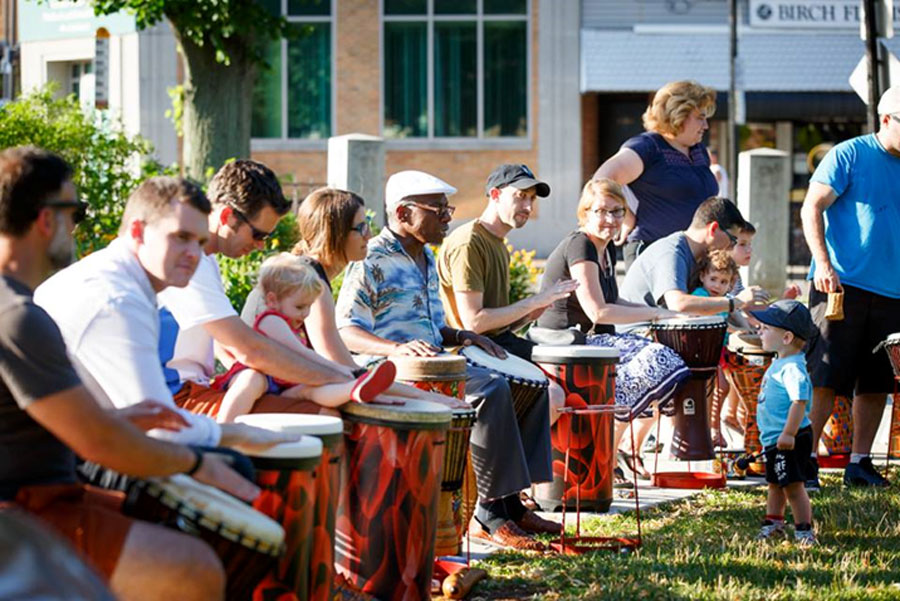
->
[878, 85, 900, 116]
[385, 170, 457, 212]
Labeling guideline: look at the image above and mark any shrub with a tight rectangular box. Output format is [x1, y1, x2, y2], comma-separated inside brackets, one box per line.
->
[0, 86, 172, 256]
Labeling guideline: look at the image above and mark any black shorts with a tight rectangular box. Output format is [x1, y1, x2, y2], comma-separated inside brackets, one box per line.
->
[764, 426, 813, 487]
[489, 330, 536, 362]
[806, 284, 900, 396]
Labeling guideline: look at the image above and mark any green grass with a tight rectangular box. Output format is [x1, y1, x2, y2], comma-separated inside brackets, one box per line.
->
[470, 475, 900, 600]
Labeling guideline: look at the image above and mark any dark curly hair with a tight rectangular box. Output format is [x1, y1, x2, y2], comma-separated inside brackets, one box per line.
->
[207, 160, 290, 219]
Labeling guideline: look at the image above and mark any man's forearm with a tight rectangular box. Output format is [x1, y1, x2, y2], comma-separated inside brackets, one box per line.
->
[339, 325, 401, 357]
[461, 299, 535, 334]
[662, 291, 731, 315]
[241, 334, 353, 385]
[801, 206, 831, 266]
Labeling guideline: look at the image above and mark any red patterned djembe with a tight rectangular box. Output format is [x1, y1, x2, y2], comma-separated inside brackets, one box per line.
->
[532, 345, 620, 512]
[237, 414, 344, 601]
[336, 399, 450, 601]
[724, 333, 774, 476]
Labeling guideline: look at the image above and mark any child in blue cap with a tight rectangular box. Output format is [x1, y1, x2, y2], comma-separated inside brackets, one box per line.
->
[750, 299, 817, 546]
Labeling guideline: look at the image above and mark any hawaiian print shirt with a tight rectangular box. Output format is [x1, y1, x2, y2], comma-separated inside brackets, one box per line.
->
[335, 228, 446, 365]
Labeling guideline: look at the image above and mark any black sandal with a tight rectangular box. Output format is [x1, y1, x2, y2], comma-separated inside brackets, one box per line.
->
[618, 449, 651, 481]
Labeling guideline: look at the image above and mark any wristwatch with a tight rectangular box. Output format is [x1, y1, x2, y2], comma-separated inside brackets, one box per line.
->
[728, 297, 735, 313]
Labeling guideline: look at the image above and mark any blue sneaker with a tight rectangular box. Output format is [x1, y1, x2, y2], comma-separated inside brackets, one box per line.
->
[844, 457, 889, 488]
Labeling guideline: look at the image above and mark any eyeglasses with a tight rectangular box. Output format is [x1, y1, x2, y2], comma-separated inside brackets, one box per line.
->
[350, 220, 371, 236]
[717, 223, 738, 248]
[592, 207, 627, 220]
[403, 202, 456, 218]
[230, 206, 274, 241]
[891, 114, 900, 125]
[45, 199, 88, 224]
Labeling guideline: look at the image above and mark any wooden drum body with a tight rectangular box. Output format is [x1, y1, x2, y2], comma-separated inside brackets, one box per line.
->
[237, 414, 344, 601]
[336, 399, 450, 601]
[393, 355, 473, 557]
[532, 345, 620, 512]
[460, 346, 548, 422]
[651, 316, 727, 370]
[124, 474, 285, 601]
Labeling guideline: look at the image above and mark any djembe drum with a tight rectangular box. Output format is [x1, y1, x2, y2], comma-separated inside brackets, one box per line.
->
[124, 475, 285, 600]
[336, 399, 450, 601]
[724, 332, 773, 474]
[459, 346, 549, 421]
[651, 316, 727, 461]
[392, 355, 474, 556]
[243, 437, 323, 601]
[237, 414, 344, 601]
[532, 345, 620, 512]
[883, 334, 900, 459]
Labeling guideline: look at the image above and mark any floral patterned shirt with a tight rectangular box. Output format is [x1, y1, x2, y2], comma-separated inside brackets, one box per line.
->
[335, 228, 446, 364]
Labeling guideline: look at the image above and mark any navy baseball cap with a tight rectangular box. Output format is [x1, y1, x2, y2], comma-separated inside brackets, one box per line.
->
[749, 299, 816, 341]
[485, 164, 550, 198]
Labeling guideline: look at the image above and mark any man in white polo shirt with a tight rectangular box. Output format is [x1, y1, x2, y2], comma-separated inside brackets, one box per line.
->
[158, 160, 360, 418]
[35, 176, 285, 451]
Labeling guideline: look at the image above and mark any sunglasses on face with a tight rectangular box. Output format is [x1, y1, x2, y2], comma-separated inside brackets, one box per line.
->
[717, 223, 738, 248]
[592, 207, 626, 220]
[350, 220, 371, 236]
[403, 201, 456, 218]
[230, 206, 274, 241]
[45, 199, 88, 224]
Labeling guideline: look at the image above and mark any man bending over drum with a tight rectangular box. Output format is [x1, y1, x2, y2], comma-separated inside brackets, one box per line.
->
[336, 170, 562, 551]
[436, 164, 573, 425]
[620, 196, 768, 315]
[0, 147, 259, 600]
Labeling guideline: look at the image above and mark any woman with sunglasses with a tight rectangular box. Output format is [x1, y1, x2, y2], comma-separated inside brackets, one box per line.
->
[533, 179, 690, 482]
[241, 188, 463, 406]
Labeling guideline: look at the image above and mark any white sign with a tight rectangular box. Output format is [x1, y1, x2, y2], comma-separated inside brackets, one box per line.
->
[94, 29, 109, 109]
[750, 0, 899, 28]
[849, 48, 900, 104]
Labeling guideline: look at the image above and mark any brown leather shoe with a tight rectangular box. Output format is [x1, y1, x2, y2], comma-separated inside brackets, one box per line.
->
[516, 509, 563, 534]
[469, 519, 546, 551]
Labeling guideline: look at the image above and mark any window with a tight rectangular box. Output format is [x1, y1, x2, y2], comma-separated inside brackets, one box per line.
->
[252, 0, 332, 140]
[383, 0, 528, 141]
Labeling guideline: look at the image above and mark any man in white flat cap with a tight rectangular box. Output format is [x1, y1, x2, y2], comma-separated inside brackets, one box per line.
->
[336, 170, 561, 551]
[801, 85, 900, 489]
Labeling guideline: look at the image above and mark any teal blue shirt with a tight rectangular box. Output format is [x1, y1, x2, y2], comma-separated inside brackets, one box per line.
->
[757, 353, 812, 448]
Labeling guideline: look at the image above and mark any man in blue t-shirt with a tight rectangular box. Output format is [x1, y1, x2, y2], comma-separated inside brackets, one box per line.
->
[801, 85, 900, 488]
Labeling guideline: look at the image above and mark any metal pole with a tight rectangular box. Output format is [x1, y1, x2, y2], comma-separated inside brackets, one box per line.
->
[865, 0, 881, 132]
[728, 0, 738, 200]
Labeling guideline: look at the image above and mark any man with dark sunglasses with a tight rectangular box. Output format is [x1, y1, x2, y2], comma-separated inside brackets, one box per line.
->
[620, 196, 767, 314]
[157, 160, 364, 417]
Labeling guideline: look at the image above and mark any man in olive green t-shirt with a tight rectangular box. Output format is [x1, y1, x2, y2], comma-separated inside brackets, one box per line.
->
[437, 164, 578, 360]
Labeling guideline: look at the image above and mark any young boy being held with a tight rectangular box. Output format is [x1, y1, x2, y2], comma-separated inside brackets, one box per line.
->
[214, 253, 396, 422]
[749, 299, 817, 545]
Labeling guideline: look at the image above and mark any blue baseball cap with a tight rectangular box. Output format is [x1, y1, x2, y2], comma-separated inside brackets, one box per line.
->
[749, 299, 816, 341]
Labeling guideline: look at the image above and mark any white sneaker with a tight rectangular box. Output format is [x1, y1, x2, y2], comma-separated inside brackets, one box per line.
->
[794, 527, 816, 547]
[756, 521, 786, 540]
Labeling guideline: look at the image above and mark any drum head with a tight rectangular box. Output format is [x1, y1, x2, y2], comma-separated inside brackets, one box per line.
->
[532, 345, 620, 364]
[726, 332, 772, 356]
[460, 346, 548, 383]
[652, 316, 727, 328]
[393, 354, 467, 380]
[246, 436, 323, 460]
[886, 333, 900, 345]
[155, 475, 285, 548]
[236, 413, 343, 436]
[341, 398, 452, 427]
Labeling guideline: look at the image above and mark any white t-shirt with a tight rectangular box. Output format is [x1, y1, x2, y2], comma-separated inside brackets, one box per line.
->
[34, 239, 221, 446]
[157, 253, 238, 387]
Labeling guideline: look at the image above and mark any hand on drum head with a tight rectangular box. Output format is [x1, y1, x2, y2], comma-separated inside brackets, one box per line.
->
[219, 423, 302, 454]
[426, 393, 472, 410]
[115, 400, 190, 432]
[813, 262, 841, 294]
[192, 452, 261, 502]
[460, 331, 507, 359]
[393, 339, 443, 357]
[366, 395, 408, 406]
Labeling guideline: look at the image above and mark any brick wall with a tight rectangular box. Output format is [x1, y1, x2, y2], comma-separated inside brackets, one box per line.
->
[251, 0, 540, 223]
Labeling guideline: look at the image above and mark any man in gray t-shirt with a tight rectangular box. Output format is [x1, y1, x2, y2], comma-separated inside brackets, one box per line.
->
[620, 197, 766, 314]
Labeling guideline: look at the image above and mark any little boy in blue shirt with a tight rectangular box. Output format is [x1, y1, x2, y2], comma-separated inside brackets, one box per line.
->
[749, 300, 817, 546]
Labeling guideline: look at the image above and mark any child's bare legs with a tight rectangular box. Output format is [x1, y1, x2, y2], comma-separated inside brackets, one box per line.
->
[281, 381, 356, 408]
[783, 482, 812, 525]
[709, 367, 730, 447]
[218, 370, 269, 423]
[765, 483, 787, 518]
[280, 360, 398, 409]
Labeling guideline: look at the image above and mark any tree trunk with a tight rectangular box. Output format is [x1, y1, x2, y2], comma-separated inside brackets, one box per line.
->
[173, 27, 257, 179]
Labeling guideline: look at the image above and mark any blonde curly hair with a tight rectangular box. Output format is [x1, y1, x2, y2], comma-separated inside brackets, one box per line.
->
[258, 252, 324, 302]
[642, 80, 717, 137]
